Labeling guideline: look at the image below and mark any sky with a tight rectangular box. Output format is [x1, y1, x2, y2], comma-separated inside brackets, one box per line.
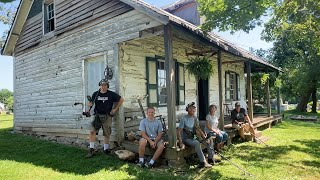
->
[0, 0, 272, 92]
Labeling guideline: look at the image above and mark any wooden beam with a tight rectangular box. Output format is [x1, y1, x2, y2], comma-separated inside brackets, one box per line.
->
[217, 49, 224, 130]
[164, 24, 177, 149]
[186, 49, 217, 56]
[222, 60, 247, 64]
[277, 72, 281, 114]
[246, 62, 254, 121]
[266, 72, 271, 117]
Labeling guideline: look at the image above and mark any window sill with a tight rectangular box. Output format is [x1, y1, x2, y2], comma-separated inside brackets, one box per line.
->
[41, 31, 56, 42]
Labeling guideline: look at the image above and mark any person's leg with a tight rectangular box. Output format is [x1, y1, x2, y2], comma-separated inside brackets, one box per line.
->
[137, 138, 147, 167]
[87, 115, 100, 158]
[101, 116, 112, 153]
[151, 140, 165, 162]
[183, 139, 205, 162]
[232, 123, 244, 139]
[216, 133, 223, 151]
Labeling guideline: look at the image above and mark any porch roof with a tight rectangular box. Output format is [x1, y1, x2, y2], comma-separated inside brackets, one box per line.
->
[120, 0, 281, 72]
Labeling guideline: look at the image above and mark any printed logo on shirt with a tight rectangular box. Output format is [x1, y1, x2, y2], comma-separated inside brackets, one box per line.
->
[98, 96, 108, 103]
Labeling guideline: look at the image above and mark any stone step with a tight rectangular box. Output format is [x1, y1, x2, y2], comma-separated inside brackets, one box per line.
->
[244, 130, 262, 141]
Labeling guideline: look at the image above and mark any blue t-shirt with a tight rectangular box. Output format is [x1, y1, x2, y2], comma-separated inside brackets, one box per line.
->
[178, 115, 199, 140]
[139, 118, 163, 140]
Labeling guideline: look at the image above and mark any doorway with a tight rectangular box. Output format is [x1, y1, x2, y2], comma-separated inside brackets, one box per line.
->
[197, 79, 209, 120]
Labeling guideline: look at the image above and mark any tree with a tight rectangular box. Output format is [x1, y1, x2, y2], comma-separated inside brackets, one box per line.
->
[0, 89, 13, 111]
[198, 0, 320, 112]
[0, 1, 17, 48]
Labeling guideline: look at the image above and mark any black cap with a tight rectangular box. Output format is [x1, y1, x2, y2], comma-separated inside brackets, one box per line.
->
[235, 102, 241, 107]
[186, 102, 196, 111]
[98, 79, 109, 87]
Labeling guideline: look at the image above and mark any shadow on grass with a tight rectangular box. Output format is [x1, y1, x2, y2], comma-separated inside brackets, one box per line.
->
[0, 127, 225, 179]
[226, 138, 320, 169]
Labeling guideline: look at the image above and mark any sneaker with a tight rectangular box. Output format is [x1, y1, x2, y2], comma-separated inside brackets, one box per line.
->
[136, 161, 144, 168]
[199, 162, 212, 168]
[86, 148, 95, 158]
[104, 149, 110, 155]
[208, 158, 215, 165]
[144, 162, 154, 169]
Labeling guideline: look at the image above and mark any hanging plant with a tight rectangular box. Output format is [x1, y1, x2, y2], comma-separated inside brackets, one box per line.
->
[185, 56, 214, 80]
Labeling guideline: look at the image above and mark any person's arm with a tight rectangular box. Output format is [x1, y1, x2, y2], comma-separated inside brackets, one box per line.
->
[87, 92, 97, 110]
[141, 131, 155, 147]
[195, 118, 206, 139]
[111, 97, 124, 115]
[177, 119, 185, 148]
[206, 117, 219, 134]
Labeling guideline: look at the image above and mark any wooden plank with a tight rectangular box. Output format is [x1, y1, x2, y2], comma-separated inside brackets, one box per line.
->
[266, 72, 271, 117]
[56, 0, 91, 18]
[217, 49, 224, 130]
[246, 62, 253, 121]
[56, 0, 108, 27]
[164, 24, 177, 149]
[56, 5, 132, 35]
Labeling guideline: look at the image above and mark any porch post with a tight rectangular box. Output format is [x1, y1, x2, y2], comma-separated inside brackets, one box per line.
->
[277, 71, 281, 114]
[246, 62, 254, 121]
[164, 24, 177, 149]
[217, 49, 224, 130]
[266, 71, 271, 117]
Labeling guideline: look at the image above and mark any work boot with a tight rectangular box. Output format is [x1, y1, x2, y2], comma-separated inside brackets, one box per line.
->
[86, 148, 95, 158]
[104, 149, 110, 155]
[136, 161, 144, 168]
[199, 161, 212, 168]
[208, 158, 215, 165]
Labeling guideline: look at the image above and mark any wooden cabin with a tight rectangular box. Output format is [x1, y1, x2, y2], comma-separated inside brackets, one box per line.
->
[2, 0, 282, 164]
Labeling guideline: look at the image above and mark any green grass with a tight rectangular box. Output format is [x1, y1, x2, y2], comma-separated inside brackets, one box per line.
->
[1, 113, 320, 180]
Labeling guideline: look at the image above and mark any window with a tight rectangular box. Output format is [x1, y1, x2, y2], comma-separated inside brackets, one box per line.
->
[44, 2, 55, 34]
[225, 71, 240, 101]
[146, 57, 185, 107]
[157, 60, 167, 105]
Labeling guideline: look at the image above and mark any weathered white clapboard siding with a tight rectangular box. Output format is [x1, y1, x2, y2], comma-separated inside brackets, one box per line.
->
[14, 9, 162, 142]
[119, 36, 247, 119]
[15, 13, 43, 52]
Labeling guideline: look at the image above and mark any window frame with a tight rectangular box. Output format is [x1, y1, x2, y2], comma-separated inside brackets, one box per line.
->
[225, 71, 240, 101]
[43, 0, 56, 35]
[146, 56, 185, 107]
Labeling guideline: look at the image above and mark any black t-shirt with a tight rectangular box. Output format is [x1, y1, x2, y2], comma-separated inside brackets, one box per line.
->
[92, 90, 121, 115]
[231, 108, 247, 124]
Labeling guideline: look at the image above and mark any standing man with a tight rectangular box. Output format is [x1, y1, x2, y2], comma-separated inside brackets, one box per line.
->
[231, 102, 255, 140]
[86, 79, 124, 158]
[137, 107, 165, 168]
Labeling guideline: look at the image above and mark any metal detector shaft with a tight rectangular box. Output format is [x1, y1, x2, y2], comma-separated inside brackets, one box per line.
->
[218, 152, 255, 177]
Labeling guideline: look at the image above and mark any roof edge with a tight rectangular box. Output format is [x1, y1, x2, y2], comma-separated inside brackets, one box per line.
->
[1, 0, 34, 56]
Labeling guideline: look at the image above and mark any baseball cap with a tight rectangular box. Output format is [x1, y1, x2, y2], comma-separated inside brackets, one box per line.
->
[235, 102, 241, 107]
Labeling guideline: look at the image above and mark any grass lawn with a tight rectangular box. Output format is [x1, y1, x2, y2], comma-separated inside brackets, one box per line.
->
[0, 113, 320, 180]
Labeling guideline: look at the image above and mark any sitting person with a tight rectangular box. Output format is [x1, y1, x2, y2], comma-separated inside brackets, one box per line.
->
[137, 107, 165, 168]
[231, 102, 255, 140]
[177, 102, 212, 168]
[205, 104, 228, 155]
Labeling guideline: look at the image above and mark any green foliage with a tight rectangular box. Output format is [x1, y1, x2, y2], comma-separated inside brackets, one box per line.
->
[198, 0, 278, 33]
[0, 89, 13, 111]
[0, 1, 17, 48]
[185, 56, 214, 80]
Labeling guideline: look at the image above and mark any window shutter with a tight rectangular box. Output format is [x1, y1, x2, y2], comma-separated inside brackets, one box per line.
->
[176, 62, 185, 105]
[237, 74, 240, 100]
[225, 72, 230, 100]
[146, 57, 158, 107]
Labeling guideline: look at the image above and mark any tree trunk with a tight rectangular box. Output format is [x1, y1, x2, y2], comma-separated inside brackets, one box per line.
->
[296, 88, 313, 112]
[311, 86, 317, 113]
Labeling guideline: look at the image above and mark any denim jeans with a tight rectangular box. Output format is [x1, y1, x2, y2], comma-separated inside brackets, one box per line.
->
[207, 130, 228, 143]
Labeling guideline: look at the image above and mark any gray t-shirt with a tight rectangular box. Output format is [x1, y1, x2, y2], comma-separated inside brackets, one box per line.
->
[139, 118, 163, 140]
[178, 115, 199, 140]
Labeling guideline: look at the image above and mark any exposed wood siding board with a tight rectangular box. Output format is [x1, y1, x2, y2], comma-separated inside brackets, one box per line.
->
[56, 0, 108, 27]
[15, 41, 41, 53]
[16, 34, 42, 49]
[20, 21, 42, 37]
[56, 5, 132, 34]
[56, 0, 84, 12]
[56, 0, 91, 17]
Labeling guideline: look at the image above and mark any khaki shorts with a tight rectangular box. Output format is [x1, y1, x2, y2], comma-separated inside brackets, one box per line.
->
[140, 138, 164, 148]
[232, 122, 250, 131]
[91, 114, 112, 136]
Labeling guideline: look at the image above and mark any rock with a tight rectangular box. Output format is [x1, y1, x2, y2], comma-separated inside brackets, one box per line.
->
[114, 150, 136, 161]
